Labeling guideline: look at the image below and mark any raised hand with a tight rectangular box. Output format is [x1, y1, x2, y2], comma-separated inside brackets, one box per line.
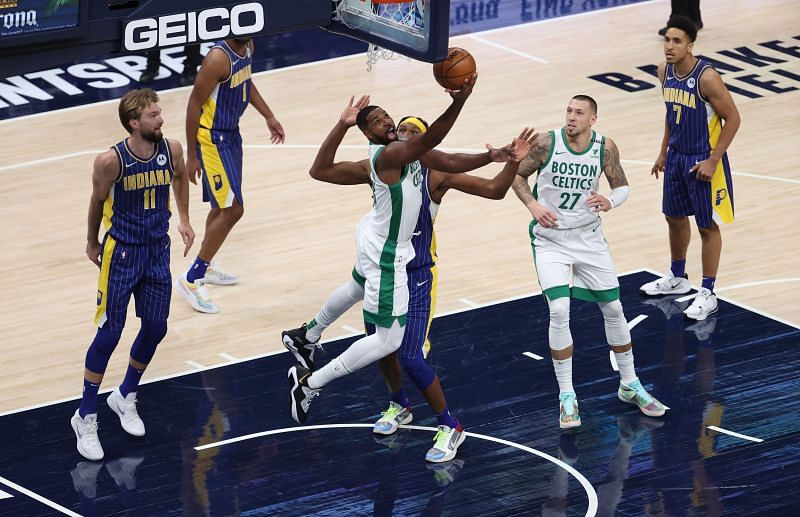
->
[340, 95, 371, 127]
[447, 72, 478, 100]
[508, 127, 538, 162]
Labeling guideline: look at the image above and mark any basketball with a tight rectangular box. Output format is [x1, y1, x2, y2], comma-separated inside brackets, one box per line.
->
[433, 47, 477, 90]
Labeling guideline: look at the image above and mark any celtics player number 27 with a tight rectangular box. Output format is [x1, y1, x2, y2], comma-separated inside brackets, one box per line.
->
[559, 192, 582, 210]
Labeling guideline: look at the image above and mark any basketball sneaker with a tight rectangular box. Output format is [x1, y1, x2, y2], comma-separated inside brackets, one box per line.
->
[683, 287, 718, 320]
[282, 324, 321, 371]
[288, 365, 319, 424]
[559, 392, 581, 429]
[204, 261, 239, 285]
[176, 273, 219, 314]
[426, 424, 465, 463]
[70, 410, 104, 461]
[618, 378, 666, 417]
[107, 388, 145, 437]
[373, 401, 413, 435]
[639, 271, 691, 296]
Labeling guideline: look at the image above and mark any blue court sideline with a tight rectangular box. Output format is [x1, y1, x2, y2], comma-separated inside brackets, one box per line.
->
[0, 271, 798, 516]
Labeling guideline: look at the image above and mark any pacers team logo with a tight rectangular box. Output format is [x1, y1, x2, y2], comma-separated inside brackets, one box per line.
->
[157, 154, 167, 166]
[214, 174, 223, 190]
[96, 290, 103, 306]
[715, 188, 728, 206]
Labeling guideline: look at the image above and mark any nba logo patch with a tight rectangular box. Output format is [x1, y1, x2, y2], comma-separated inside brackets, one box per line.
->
[157, 154, 167, 166]
[715, 188, 728, 206]
[687, 77, 696, 88]
[96, 290, 103, 305]
[214, 175, 223, 190]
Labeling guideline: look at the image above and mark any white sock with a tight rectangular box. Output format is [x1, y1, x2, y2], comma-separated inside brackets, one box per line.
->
[552, 356, 574, 394]
[614, 349, 637, 385]
[308, 320, 404, 389]
[305, 279, 364, 343]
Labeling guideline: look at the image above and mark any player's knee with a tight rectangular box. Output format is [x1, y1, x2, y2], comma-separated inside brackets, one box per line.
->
[548, 297, 570, 329]
[85, 326, 123, 374]
[697, 224, 719, 238]
[401, 355, 435, 391]
[599, 300, 631, 345]
[130, 320, 167, 365]
[224, 203, 244, 223]
[548, 297, 572, 350]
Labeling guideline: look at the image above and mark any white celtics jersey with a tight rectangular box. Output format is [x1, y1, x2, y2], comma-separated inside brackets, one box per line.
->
[365, 143, 425, 242]
[535, 128, 605, 230]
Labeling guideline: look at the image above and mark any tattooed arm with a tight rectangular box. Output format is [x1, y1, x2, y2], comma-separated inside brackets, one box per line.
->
[586, 137, 629, 212]
[511, 132, 560, 228]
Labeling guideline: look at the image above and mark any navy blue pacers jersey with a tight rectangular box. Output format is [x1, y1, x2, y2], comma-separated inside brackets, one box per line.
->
[663, 58, 722, 155]
[199, 41, 252, 132]
[106, 138, 175, 244]
[408, 166, 439, 272]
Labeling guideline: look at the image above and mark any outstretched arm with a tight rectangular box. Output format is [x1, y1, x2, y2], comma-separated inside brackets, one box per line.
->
[378, 73, 477, 171]
[421, 139, 513, 174]
[586, 137, 629, 213]
[432, 128, 538, 201]
[309, 95, 372, 185]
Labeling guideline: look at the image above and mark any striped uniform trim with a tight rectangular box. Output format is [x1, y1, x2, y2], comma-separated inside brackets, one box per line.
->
[94, 235, 117, 327]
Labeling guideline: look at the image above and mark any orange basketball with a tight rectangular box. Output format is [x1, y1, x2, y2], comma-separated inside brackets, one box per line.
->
[433, 47, 476, 90]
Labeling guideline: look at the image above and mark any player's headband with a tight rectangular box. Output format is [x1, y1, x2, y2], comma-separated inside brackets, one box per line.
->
[400, 117, 427, 134]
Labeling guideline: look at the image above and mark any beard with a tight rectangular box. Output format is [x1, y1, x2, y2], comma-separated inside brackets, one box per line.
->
[141, 128, 163, 143]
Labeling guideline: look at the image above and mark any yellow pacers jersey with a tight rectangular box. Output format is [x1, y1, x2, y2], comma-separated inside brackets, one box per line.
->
[199, 41, 252, 132]
[105, 138, 175, 244]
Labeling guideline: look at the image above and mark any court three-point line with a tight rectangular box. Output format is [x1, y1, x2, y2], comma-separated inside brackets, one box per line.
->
[707, 425, 764, 443]
[523, 352, 543, 360]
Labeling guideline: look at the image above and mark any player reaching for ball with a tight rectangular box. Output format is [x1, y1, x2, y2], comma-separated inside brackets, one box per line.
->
[285, 76, 479, 431]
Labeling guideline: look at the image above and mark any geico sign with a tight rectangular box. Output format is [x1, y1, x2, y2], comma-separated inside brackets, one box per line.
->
[124, 3, 264, 51]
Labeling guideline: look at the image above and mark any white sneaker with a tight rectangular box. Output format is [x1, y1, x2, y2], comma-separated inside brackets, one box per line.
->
[640, 270, 691, 296]
[683, 287, 718, 320]
[205, 261, 239, 285]
[107, 388, 145, 436]
[426, 424, 466, 463]
[70, 410, 104, 461]
[175, 273, 219, 313]
[373, 401, 413, 435]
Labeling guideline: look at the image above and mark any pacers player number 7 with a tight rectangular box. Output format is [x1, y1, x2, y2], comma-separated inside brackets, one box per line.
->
[143, 188, 156, 209]
[673, 104, 682, 124]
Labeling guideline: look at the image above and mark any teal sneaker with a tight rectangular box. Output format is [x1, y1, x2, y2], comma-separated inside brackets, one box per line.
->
[559, 392, 581, 429]
[618, 378, 666, 417]
[372, 401, 412, 435]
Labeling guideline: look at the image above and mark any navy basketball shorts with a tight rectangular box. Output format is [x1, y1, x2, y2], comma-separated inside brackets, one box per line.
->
[95, 234, 172, 330]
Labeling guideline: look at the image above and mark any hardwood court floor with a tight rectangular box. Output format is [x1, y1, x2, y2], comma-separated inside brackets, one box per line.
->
[0, 0, 798, 413]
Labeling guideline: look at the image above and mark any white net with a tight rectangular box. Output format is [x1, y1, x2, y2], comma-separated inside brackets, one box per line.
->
[334, 0, 425, 71]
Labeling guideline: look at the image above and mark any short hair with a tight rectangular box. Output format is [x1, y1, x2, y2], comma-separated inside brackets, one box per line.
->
[666, 15, 698, 42]
[571, 94, 598, 115]
[118, 88, 159, 133]
[398, 115, 429, 130]
[356, 105, 380, 132]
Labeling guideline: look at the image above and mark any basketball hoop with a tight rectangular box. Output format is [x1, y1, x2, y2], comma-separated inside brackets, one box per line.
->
[334, 0, 425, 71]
